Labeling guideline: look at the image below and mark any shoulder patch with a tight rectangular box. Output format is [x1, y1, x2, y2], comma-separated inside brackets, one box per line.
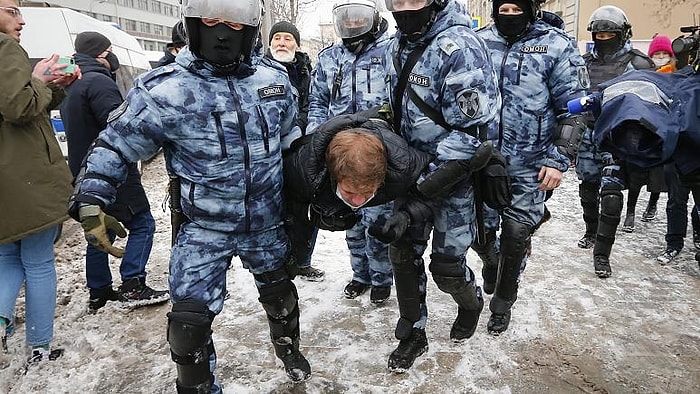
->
[437, 36, 461, 56]
[370, 57, 382, 64]
[457, 90, 480, 119]
[521, 45, 548, 54]
[107, 101, 128, 124]
[258, 84, 286, 99]
[408, 73, 430, 87]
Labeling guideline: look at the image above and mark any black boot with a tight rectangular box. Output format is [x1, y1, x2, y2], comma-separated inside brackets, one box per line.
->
[593, 188, 622, 279]
[387, 328, 428, 373]
[488, 219, 530, 335]
[259, 279, 311, 382]
[578, 182, 600, 249]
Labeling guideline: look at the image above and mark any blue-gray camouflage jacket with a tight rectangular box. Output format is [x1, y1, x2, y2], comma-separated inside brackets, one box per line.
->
[71, 49, 301, 233]
[307, 25, 391, 132]
[478, 19, 588, 171]
[385, 1, 501, 162]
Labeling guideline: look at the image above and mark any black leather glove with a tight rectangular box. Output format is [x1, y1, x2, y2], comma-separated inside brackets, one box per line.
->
[309, 203, 359, 231]
[368, 211, 410, 244]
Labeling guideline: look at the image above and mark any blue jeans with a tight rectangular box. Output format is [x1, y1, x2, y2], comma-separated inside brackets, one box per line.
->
[86, 209, 155, 291]
[0, 226, 59, 348]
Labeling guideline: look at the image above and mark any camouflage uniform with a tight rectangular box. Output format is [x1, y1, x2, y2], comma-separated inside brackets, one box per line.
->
[385, 0, 500, 333]
[476, 16, 587, 329]
[71, 48, 300, 389]
[308, 23, 394, 290]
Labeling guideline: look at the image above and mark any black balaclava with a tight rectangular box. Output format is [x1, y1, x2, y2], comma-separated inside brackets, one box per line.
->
[392, 5, 437, 42]
[342, 17, 388, 54]
[493, 0, 534, 42]
[495, 13, 530, 41]
[197, 21, 245, 69]
[594, 33, 622, 57]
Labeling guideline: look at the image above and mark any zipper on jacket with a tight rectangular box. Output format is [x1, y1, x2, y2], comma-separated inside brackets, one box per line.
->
[351, 56, 361, 113]
[497, 43, 512, 148]
[332, 65, 343, 101]
[365, 67, 371, 93]
[212, 112, 228, 159]
[515, 53, 524, 85]
[188, 182, 196, 222]
[537, 114, 543, 140]
[227, 78, 252, 231]
[255, 106, 270, 154]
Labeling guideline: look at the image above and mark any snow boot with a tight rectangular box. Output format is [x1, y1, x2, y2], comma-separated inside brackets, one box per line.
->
[622, 213, 635, 232]
[343, 280, 369, 299]
[118, 277, 169, 308]
[370, 286, 391, 305]
[641, 203, 657, 222]
[487, 311, 512, 335]
[387, 328, 428, 373]
[593, 255, 612, 278]
[88, 285, 120, 313]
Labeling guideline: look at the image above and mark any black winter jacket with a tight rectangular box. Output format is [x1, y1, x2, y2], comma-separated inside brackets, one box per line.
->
[60, 53, 149, 222]
[283, 116, 433, 228]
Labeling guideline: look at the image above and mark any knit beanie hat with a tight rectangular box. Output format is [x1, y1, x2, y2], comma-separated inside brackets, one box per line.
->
[648, 35, 674, 57]
[269, 21, 300, 46]
[74, 31, 111, 57]
[168, 21, 186, 48]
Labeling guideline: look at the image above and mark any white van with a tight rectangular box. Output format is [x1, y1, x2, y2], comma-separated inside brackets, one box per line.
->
[19, 6, 152, 157]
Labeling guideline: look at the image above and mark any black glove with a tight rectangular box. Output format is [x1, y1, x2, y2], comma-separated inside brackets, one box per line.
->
[474, 150, 511, 210]
[309, 203, 359, 231]
[368, 211, 410, 244]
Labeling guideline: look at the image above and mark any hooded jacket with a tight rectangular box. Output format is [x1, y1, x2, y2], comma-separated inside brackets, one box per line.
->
[0, 33, 73, 245]
[477, 14, 588, 171]
[385, 1, 501, 162]
[284, 116, 433, 222]
[69, 48, 301, 233]
[60, 53, 149, 223]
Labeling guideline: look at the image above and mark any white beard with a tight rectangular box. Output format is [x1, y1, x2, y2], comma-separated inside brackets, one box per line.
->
[272, 49, 295, 63]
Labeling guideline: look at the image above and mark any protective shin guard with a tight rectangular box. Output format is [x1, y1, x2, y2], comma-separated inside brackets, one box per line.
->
[491, 219, 531, 314]
[389, 242, 422, 340]
[595, 188, 623, 258]
[167, 301, 216, 393]
[429, 253, 484, 341]
[471, 230, 499, 294]
[579, 182, 600, 235]
[258, 280, 310, 382]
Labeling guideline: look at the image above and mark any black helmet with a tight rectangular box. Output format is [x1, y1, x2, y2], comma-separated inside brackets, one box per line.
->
[587, 5, 632, 42]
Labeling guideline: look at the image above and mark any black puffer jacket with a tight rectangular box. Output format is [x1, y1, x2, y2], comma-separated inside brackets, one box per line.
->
[60, 53, 149, 222]
[283, 115, 433, 227]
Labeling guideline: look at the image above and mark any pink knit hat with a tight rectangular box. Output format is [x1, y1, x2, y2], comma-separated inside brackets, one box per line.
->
[648, 35, 674, 57]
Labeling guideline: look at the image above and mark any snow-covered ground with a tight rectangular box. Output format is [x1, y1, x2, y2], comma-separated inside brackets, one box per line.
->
[1, 153, 698, 393]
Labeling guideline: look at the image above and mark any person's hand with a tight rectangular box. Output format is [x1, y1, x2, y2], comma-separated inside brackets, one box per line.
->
[368, 211, 410, 244]
[52, 64, 82, 86]
[538, 166, 563, 191]
[32, 54, 81, 85]
[78, 205, 127, 257]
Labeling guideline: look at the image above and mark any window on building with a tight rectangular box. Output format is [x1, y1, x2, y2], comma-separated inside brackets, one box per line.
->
[137, 0, 148, 10]
[154, 24, 163, 36]
[124, 19, 137, 31]
[151, 1, 161, 13]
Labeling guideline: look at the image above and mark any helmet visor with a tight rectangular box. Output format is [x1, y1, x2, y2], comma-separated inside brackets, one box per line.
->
[384, 0, 433, 12]
[182, 0, 261, 27]
[333, 4, 376, 38]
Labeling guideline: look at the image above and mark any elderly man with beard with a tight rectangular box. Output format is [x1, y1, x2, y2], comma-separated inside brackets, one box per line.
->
[265, 21, 326, 282]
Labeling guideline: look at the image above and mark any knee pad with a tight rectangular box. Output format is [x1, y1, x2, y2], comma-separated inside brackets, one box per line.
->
[167, 300, 215, 392]
[428, 253, 466, 278]
[258, 279, 298, 320]
[600, 188, 623, 218]
[500, 219, 531, 258]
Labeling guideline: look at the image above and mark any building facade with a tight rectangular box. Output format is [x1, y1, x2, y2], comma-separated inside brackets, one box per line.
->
[468, 0, 700, 54]
[23, 0, 180, 51]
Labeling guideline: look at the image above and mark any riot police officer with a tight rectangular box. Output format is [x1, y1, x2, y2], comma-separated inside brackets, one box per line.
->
[475, 0, 588, 334]
[308, 0, 395, 304]
[379, 0, 501, 373]
[68, 0, 310, 391]
[574, 5, 654, 277]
